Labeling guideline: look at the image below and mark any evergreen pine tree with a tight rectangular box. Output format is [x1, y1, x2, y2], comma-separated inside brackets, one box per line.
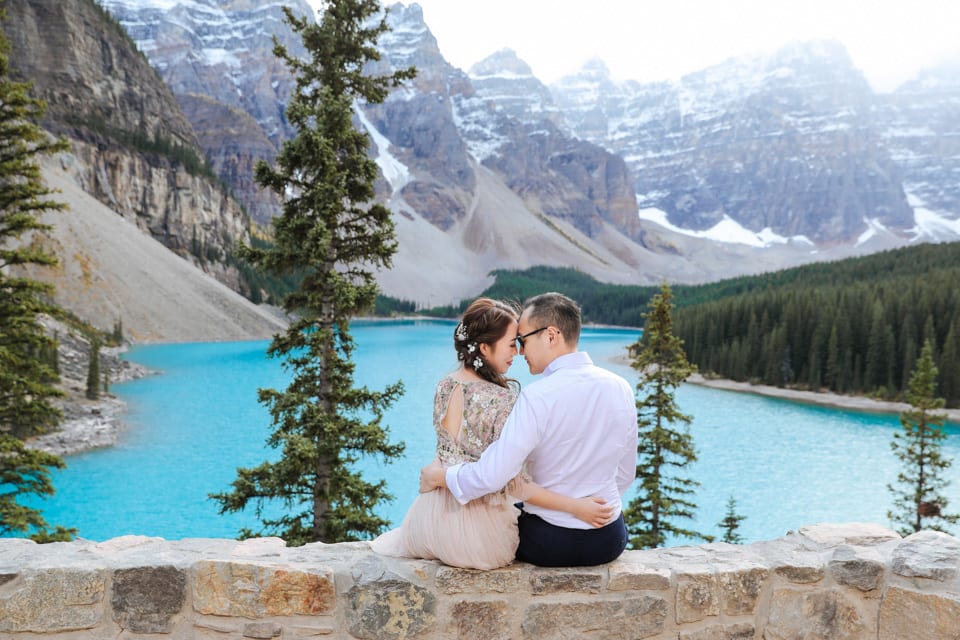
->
[718, 495, 746, 544]
[0, 436, 77, 541]
[625, 283, 713, 548]
[211, 1, 415, 545]
[887, 340, 959, 535]
[0, 7, 74, 542]
[85, 335, 100, 400]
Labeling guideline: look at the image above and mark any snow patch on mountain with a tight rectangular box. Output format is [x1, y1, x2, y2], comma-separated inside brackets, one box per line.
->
[638, 206, 813, 248]
[905, 193, 960, 241]
[856, 217, 890, 246]
[355, 105, 411, 193]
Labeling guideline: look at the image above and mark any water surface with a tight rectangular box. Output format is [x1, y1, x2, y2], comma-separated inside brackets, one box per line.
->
[29, 320, 960, 545]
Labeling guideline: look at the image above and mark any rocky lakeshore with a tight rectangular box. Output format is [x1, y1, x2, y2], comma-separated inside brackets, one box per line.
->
[687, 373, 960, 424]
[25, 318, 151, 457]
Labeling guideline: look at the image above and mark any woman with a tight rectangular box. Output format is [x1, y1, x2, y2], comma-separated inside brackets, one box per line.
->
[370, 298, 612, 569]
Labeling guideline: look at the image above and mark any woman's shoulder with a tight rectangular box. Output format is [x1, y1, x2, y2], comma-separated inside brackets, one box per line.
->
[468, 378, 519, 401]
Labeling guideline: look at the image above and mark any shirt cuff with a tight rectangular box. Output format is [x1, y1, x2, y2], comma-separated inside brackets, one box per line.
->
[445, 463, 469, 505]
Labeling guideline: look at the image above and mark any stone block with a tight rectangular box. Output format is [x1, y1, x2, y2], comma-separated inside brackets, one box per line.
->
[607, 563, 671, 591]
[890, 530, 960, 581]
[798, 523, 900, 548]
[879, 586, 960, 640]
[766, 588, 869, 640]
[192, 561, 335, 617]
[529, 568, 602, 594]
[679, 622, 755, 640]
[347, 578, 437, 639]
[0, 569, 104, 633]
[676, 572, 719, 623]
[719, 567, 768, 615]
[435, 565, 521, 594]
[773, 564, 825, 584]
[111, 565, 186, 633]
[243, 621, 283, 638]
[450, 600, 510, 640]
[829, 545, 885, 592]
[522, 596, 668, 640]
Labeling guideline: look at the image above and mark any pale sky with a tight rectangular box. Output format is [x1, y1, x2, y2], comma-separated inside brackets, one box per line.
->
[348, 0, 960, 93]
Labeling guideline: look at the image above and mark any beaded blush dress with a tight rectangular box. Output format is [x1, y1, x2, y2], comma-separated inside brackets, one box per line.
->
[370, 376, 521, 569]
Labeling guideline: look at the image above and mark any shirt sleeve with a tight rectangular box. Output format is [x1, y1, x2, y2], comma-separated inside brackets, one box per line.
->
[616, 386, 638, 496]
[446, 390, 541, 504]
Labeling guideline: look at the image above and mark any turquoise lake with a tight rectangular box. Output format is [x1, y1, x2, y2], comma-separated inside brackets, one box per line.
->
[27, 319, 960, 546]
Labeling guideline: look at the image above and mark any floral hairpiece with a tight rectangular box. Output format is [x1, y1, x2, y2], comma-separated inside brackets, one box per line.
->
[455, 322, 469, 342]
[467, 342, 476, 353]
[472, 356, 484, 370]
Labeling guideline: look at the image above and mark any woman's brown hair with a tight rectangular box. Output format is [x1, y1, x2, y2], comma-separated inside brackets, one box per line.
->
[453, 298, 520, 388]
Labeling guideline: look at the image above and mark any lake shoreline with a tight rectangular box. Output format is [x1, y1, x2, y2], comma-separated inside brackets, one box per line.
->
[686, 373, 960, 424]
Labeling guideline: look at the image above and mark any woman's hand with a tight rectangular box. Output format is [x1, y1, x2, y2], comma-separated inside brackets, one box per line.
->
[571, 496, 615, 528]
[418, 458, 445, 493]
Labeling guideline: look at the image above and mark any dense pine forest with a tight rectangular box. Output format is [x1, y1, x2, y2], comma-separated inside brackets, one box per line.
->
[674, 242, 960, 407]
[397, 242, 960, 407]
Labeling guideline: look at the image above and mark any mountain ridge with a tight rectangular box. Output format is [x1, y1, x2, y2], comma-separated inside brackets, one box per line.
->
[12, 0, 960, 322]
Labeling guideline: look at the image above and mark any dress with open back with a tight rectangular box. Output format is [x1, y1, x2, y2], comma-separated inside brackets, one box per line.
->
[369, 375, 520, 569]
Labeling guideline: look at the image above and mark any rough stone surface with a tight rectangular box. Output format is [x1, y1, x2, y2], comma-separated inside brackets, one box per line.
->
[193, 561, 335, 617]
[766, 588, 869, 640]
[798, 522, 901, 548]
[347, 578, 437, 640]
[529, 568, 603, 594]
[435, 566, 521, 594]
[607, 562, 671, 591]
[0, 523, 955, 639]
[719, 567, 768, 615]
[679, 622, 756, 640]
[0, 569, 104, 633]
[449, 600, 510, 640]
[522, 596, 668, 640]
[243, 621, 283, 638]
[878, 586, 960, 640]
[676, 571, 720, 623]
[829, 544, 886, 592]
[890, 530, 960, 582]
[112, 566, 185, 633]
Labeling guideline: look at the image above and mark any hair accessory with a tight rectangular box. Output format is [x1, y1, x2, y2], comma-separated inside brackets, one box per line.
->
[467, 342, 476, 353]
[472, 357, 484, 370]
[455, 322, 469, 342]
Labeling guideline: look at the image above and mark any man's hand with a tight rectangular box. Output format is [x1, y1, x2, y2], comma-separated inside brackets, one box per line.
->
[419, 458, 445, 493]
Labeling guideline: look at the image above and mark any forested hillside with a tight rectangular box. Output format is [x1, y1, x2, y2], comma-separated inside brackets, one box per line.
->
[674, 242, 960, 406]
[423, 242, 960, 406]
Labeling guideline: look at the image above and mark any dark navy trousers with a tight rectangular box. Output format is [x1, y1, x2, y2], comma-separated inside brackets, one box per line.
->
[515, 509, 627, 567]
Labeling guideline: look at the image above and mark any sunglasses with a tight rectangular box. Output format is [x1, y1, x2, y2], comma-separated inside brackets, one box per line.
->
[516, 326, 548, 348]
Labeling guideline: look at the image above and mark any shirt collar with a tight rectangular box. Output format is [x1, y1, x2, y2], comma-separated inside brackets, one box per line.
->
[543, 351, 593, 376]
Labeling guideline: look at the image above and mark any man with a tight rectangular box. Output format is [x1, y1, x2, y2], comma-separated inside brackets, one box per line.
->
[420, 292, 638, 566]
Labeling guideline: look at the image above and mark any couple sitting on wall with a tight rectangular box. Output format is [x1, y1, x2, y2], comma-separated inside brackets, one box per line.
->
[370, 292, 637, 569]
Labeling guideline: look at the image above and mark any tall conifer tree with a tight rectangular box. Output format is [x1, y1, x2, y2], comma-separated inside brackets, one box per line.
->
[211, 1, 415, 545]
[0, 6, 74, 541]
[887, 340, 959, 535]
[625, 283, 713, 548]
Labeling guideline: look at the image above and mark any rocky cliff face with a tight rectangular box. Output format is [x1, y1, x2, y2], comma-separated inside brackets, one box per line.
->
[875, 61, 960, 222]
[99, 0, 312, 224]
[15, 0, 960, 308]
[550, 42, 915, 244]
[5, 0, 253, 293]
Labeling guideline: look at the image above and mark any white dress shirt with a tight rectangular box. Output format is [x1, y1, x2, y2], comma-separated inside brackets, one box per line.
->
[445, 351, 638, 528]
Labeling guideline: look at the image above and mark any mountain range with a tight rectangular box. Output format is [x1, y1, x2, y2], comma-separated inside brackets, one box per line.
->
[7, 0, 960, 337]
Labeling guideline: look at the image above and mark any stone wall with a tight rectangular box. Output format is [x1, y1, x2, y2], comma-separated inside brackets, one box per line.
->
[1, 522, 958, 639]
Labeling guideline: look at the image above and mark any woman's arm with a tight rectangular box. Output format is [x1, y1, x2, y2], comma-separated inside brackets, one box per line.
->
[509, 477, 615, 528]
